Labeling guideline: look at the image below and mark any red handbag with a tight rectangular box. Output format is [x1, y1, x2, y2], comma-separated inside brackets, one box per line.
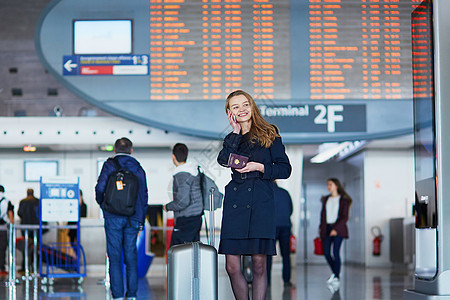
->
[314, 237, 323, 255]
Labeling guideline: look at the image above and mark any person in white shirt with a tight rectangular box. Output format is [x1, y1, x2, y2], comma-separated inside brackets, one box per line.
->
[319, 178, 352, 289]
[0, 185, 14, 276]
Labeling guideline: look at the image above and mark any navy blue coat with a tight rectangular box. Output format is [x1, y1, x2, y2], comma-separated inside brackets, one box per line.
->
[95, 154, 148, 225]
[274, 184, 293, 228]
[217, 132, 291, 240]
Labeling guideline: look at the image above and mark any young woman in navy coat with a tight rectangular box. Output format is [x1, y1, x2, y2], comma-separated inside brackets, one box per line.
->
[217, 90, 292, 300]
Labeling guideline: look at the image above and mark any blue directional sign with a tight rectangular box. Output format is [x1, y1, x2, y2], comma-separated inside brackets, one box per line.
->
[63, 55, 79, 75]
[63, 55, 149, 76]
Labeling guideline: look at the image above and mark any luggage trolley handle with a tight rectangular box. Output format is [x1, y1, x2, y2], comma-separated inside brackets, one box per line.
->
[209, 187, 215, 248]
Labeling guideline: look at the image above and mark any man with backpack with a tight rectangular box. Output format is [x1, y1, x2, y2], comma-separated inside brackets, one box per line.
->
[95, 137, 148, 300]
[163, 143, 203, 247]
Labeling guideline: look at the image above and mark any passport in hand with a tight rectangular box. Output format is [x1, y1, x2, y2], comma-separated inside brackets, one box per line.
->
[228, 153, 249, 169]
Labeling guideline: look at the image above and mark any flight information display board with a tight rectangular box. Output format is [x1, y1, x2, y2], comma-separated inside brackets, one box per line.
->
[148, 0, 422, 101]
[149, 0, 290, 100]
[307, 0, 421, 100]
[411, 0, 433, 100]
[35, 0, 417, 141]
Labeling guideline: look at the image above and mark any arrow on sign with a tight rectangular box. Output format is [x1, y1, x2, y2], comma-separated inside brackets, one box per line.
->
[64, 60, 78, 72]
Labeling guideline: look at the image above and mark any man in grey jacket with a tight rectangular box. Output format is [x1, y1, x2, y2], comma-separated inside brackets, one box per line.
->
[163, 143, 203, 247]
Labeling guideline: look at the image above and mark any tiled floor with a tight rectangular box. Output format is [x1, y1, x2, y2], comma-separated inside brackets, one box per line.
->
[0, 261, 414, 299]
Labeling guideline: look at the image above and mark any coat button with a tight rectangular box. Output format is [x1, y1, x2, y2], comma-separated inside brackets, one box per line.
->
[233, 204, 237, 208]
[248, 188, 252, 192]
[233, 187, 237, 191]
[247, 205, 251, 209]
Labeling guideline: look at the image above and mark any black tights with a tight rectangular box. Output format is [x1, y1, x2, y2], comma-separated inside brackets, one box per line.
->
[225, 254, 267, 300]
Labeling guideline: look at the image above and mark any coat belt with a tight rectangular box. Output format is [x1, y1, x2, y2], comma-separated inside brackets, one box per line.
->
[231, 171, 263, 181]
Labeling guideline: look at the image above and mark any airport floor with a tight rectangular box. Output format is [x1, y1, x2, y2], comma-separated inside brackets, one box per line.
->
[0, 259, 414, 300]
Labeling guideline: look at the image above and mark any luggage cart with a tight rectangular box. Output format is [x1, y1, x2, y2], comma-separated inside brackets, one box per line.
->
[40, 242, 86, 284]
[39, 177, 86, 285]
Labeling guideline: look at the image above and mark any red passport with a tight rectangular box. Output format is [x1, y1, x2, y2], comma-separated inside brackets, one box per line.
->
[228, 153, 249, 169]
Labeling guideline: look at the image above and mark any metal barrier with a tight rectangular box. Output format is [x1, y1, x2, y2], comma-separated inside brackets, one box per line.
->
[4, 223, 16, 287]
[3, 224, 42, 286]
[2, 222, 218, 288]
[97, 254, 110, 288]
[2, 223, 86, 287]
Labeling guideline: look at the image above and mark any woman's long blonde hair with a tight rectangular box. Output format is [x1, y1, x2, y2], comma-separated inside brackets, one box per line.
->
[225, 90, 279, 148]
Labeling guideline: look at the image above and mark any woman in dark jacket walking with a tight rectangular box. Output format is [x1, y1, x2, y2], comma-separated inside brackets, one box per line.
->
[217, 90, 292, 300]
[319, 178, 352, 288]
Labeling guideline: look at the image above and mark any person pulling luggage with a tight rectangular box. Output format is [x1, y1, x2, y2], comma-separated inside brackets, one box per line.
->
[163, 143, 203, 247]
[217, 90, 292, 300]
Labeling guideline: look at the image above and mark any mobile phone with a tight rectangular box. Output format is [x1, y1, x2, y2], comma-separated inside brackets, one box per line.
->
[227, 109, 237, 123]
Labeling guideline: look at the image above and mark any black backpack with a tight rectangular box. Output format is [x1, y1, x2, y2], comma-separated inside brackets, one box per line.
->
[197, 166, 223, 211]
[103, 157, 139, 216]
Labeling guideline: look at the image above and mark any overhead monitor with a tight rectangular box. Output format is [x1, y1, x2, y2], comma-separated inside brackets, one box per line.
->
[24, 160, 59, 182]
[73, 19, 133, 54]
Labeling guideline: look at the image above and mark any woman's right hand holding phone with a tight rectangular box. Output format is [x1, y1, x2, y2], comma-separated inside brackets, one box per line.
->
[228, 109, 241, 134]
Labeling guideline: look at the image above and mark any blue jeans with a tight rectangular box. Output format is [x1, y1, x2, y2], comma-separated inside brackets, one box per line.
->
[104, 217, 139, 299]
[323, 225, 344, 278]
[267, 226, 291, 284]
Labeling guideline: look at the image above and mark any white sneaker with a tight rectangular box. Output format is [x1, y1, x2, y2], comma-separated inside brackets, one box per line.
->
[330, 277, 340, 287]
[326, 274, 335, 283]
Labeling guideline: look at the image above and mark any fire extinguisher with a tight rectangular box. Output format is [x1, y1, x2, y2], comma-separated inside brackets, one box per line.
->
[289, 234, 297, 253]
[371, 226, 383, 256]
